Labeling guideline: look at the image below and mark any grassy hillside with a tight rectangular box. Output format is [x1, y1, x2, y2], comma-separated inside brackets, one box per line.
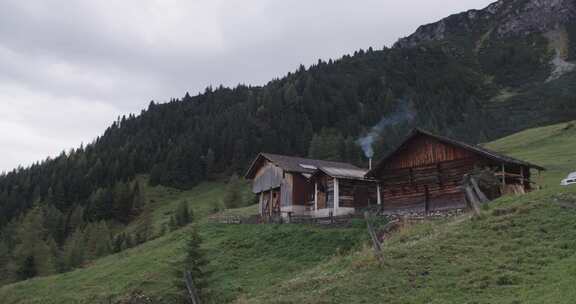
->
[485, 120, 576, 187]
[2, 121, 576, 303]
[240, 121, 576, 303]
[0, 180, 365, 303]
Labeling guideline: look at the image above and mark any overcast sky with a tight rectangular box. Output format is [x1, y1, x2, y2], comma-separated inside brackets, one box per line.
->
[0, 0, 494, 172]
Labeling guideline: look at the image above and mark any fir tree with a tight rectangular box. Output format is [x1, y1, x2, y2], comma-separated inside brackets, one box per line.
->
[175, 227, 209, 302]
[62, 229, 85, 271]
[222, 174, 243, 209]
[175, 201, 192, 227]
[13, 207, 57, 278]
[135, 207, 154, 244]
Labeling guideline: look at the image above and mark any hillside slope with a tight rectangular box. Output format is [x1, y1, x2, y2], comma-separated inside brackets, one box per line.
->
[2, 121, 576, 303]
[241, 121, 576, 303]
[0, 181, 365, 304]
[3, 0, 576, 236]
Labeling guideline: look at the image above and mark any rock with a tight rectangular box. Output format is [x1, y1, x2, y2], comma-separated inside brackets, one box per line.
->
[393, 0, 576, 48]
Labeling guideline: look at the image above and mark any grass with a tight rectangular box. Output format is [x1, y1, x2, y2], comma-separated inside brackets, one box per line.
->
[3, 121, 576, 303]
[485, 120, 576, 187]
[0, 179, 365, 303]
[243, 187, 576, 303]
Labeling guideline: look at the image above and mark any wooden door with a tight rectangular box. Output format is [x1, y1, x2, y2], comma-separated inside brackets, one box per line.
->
[317, 191, 327, 209]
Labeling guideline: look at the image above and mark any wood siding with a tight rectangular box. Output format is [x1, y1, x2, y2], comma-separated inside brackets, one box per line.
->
[377, 137, 480, 212]
[252, 161, 283, 193]
[326, 176, 335, 209]
[338, 179, 378, 208]
[292, 173, 314, 205]
[280, 176, 293, 207]
[383, 134, 477, 169]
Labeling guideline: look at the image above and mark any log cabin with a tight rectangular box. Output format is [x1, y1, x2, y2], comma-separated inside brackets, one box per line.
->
[366, 129, 545, 214]
[245, 153, 379, 217]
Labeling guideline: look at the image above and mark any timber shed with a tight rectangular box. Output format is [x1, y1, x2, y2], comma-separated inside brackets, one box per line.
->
[366, 129, 545, 214]
[308, 166, 379, 217]
[245, 153, 378, 217]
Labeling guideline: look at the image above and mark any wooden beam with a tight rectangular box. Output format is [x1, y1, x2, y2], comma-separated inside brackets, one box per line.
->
[314, 182, 318, 211]
[520, 166, 525, 189]
[501, 164, 506, 193]
[334, 178, 340, 211]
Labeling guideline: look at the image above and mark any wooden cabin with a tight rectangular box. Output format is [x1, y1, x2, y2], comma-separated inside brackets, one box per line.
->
[309, 167, 380, 217]
[245, 153, 379, 217]
[366, 129, 545, 214]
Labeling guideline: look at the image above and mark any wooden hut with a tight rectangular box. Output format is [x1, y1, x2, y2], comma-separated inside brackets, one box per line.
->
[366, 129, 545, 214]
[245, 153, 379, 217]
[308, 166, 380, 217]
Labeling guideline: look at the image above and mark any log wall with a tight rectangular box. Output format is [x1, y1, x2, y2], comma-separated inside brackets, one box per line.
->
[338, 179, 378, 208]
[384, 135, 477, 169]
[380, 157, 476, 212]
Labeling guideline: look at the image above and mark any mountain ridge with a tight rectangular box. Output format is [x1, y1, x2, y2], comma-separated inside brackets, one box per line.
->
[394, 0, 576, 48]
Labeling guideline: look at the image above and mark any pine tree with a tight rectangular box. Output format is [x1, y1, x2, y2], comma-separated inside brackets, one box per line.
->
[131, 180, 146, 215]
[135, 207, 153, 244]
[13, 207, 57, 279]
[175, 227, 210, 302]
[84, 221, 111, 260]
[204, 148, 215, 179]
[222, 174, 243, 209]
[175, 201, 192, 227]
[66, 206, 85, 236]
[0, 240, 11, 283]
[62, 229, 85, 271]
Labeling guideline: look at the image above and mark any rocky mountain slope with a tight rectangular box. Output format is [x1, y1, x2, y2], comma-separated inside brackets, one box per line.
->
[396, 0, 576, 48]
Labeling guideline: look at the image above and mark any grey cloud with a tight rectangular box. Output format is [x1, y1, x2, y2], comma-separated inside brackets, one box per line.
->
[0, 0, 494, 171]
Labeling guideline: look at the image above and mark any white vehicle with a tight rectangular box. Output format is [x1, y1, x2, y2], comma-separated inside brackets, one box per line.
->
[561, 172, 576, 186]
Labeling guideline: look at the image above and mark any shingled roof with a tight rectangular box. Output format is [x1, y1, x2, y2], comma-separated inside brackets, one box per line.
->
[244, 153, 362, 179]
[367, 128, 545, 176]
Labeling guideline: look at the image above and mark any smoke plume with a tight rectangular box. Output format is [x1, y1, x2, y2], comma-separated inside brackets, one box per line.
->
[357, 102, 415, 158]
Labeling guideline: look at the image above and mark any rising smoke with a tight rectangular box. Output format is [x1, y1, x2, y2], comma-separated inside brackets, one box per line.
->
[357, 101, 416, 158]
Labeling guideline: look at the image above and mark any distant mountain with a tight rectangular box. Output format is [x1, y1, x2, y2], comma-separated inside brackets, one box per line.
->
[395, 0, 576, 135]
[1, 0, 575, 257]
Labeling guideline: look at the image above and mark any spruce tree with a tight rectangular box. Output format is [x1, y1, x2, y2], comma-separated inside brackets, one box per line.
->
[222, 174, 243, 209]
[62, 229, 85, 271]
[13, 207, 57, 278]
[135, 207, 153, 244]
[175, 227, 209, 302]
[175, 201, 192, 227]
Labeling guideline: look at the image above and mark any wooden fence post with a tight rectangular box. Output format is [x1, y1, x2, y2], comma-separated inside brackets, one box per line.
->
[364, 211, 384, 265]
[184, 271, 202, 304]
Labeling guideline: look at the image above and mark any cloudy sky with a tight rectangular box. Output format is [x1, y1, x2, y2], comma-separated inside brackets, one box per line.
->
[0, 0, 494, 172]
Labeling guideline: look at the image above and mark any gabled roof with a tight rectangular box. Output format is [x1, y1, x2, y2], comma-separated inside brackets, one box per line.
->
[366, 128, 545, 177]
[244, 153, 362, 179]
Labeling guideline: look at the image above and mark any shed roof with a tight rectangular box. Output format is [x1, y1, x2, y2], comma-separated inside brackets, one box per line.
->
[312, 166, 375, 181]
[367, 128, 545, 177]
[244, 153, 362, 179]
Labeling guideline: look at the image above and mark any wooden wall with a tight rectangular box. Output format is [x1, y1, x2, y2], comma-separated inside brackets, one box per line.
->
[292, 173, 314, 206]
[326, 176, 335, 209]
[339, 179, 378, 208]
[383, 134, 476, 169]
[375, 136, 483, 212]
[379, 158, 475, 212]
[252, 160, 283, 193]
